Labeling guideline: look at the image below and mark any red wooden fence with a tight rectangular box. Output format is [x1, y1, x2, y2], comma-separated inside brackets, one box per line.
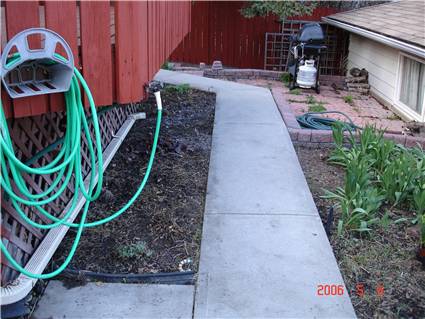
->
[170, 1, 339, 69]
[1, 1, 191, 119]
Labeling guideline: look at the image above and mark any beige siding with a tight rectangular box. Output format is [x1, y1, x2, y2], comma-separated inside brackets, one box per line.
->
[347, 34, 399, 104]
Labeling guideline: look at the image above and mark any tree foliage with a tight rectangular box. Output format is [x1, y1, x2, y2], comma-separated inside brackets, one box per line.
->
[240, 1, 317, 21]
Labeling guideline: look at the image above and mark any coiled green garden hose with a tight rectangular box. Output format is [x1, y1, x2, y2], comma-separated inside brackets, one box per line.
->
[296, 111, 359, 131]
[0, 58, 162, 279]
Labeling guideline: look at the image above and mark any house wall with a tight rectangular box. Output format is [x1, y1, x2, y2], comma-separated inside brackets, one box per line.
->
[347, 33, 399, 106]
[347, 33, 425, 122]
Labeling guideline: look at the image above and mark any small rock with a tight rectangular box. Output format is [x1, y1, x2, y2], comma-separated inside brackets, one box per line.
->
[212, 60, 223, 71]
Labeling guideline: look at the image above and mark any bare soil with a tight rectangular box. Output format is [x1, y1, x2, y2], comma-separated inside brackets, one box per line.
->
[295, 145, 425, 319]
[54, 86, 215, 275]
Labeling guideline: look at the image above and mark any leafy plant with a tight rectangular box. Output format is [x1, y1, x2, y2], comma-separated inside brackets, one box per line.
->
[343, 95, 354, 105]
[289, 88, 301, 95]
[161, 61, 172, 70]
[323, 154, 384, 235]
[117, 241, 153, 259]
[280, 72, 291, 86]
[379, 150, 417, 206]
[240, 1, 316, 22]
[308, 101, 326, 112]
[327, 124, 425, 239]
[306, 95, 316, 104]
[164, 83, 190, 94]
[412, 156, 425, 247]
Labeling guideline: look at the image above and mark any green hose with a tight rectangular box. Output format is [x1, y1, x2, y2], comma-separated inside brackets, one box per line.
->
[0, 58, 162, 279]
[296, 111, 359, 131]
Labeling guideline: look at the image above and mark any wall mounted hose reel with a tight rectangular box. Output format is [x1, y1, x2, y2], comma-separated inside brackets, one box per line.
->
[1, 28, 74, 98]
[0, 27, 164, 307]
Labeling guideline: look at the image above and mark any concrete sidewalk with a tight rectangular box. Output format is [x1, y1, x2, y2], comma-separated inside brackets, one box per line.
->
[156, 70, 356, 318]
[34, 71, 355, 319]
[34, 281, 194, 319]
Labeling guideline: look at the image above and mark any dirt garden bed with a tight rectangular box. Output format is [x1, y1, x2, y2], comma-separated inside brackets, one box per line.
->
[295, 145, 425, 318]
[53, 85, 215, 277]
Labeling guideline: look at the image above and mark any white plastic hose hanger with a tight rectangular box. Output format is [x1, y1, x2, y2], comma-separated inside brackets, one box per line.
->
[1, 28, 74, 99]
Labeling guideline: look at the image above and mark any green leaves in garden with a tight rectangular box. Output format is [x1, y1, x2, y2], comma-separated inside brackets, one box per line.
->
[326, 123, 425, 240]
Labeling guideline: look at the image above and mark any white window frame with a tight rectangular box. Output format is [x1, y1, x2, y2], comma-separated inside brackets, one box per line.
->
[395, 52, 425, 122]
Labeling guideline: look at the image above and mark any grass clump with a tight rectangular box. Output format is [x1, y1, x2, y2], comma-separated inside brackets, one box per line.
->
[164, 83, 190, 94]
[280, 72, 291, 87]
[117, 241, 153, 259]
[325, 123, 425, 242]
[289, 88, 301, 95]
[306, 95, 326, 112]
[308, 102, 326, 112]
[343, 95, 354, 105]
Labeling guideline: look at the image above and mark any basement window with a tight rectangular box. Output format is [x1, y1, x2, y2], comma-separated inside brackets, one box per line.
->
[397, 54, 425, 119]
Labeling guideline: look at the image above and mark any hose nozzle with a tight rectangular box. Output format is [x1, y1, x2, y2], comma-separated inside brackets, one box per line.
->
[154, 91, 162, 111]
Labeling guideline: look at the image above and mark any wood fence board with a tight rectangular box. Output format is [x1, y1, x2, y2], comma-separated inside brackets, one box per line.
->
[114, 1, 133, 103]
[115, 1, 148, 103]
[5, 1, 49, 118]
[170, 1, 337, 69]
[80, 1, 113, 107]
[132, 1, 149, 101]
[45, 0, 79, 113]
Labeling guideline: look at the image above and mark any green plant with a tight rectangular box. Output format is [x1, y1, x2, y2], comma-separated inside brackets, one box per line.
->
[343, 95, 354, 105]
[117, 241, 153, 259]
[421, 214, 425, 247]
[412, 157, 425, 247]
[289, 88, 301, 95]
[327, 124, 425, 238]
[308, 101, 326, 112]
[164, 83, 190, 94]
[161, 61, 172, 70]
[240, 1, 316, 21]
[379, 150, 418, 206]
[306, 95, 316, 104]
[323, 155, 384, 235]
[280, 72, 291, 86]
[304, 95, 326, 112]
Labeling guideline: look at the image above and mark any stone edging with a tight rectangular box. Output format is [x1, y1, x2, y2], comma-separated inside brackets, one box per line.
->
[288, 127, 425, 149]
[204, 68, 285, 80]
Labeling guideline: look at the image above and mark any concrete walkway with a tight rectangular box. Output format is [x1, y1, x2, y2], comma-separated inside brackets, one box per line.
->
[34, 281, 194, 319]
[34, 71, 355, 319]
[156, 70, 356, 318]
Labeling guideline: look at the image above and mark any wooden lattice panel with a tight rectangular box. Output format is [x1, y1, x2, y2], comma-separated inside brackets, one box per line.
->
[264, 21, 349, 75]
[1, 104, 138, 286]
